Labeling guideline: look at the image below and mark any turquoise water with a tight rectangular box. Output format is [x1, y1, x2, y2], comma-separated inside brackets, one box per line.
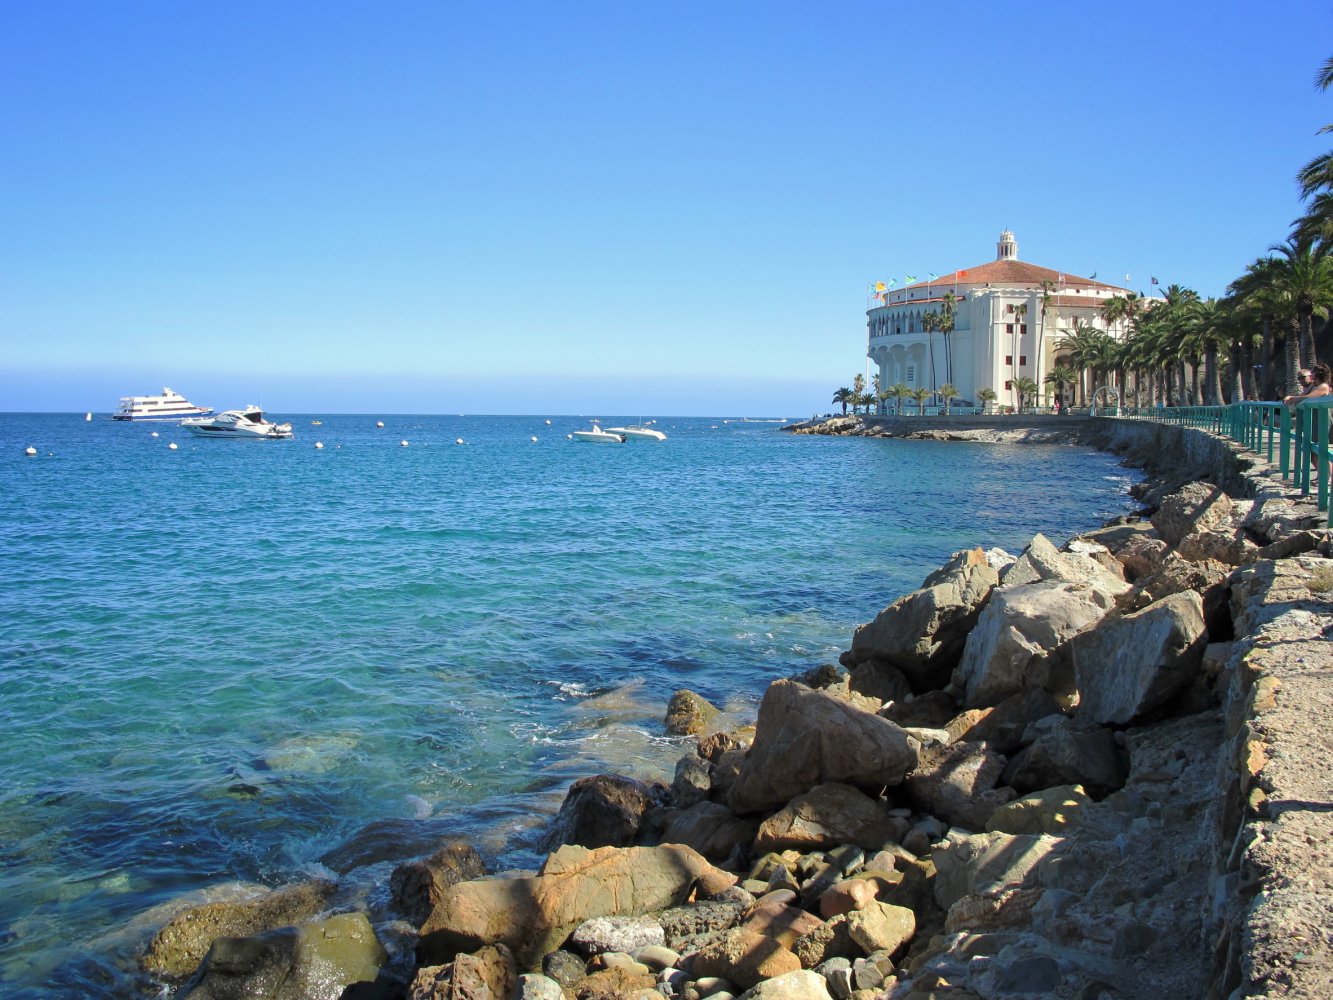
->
[0, 412, 1139, 996]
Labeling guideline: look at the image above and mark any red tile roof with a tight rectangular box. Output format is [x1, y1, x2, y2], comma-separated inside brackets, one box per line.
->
[904, 259, 1129, 294]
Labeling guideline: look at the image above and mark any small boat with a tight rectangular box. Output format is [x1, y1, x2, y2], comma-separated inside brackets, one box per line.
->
[112, 387, 212, 421]
[607, 422, 667, 441]
[181, 406, 294, 439]
[572, 423, 626, 444]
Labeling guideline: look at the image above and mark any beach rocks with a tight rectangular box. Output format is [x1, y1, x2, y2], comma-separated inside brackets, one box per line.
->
[391, 841, 487, 927]
[1151, 481, 1233, 546]
[901, 741, 1013, 831]
[752, 783, 906, 853]
[1073, 590, 1209, 725]
[665, 689, 720, 736]
[409, 943, 517, 1000]
[954, 579, 1116, 708]
[180, 912, 387, 1000]
[143, 880, 338, 980]
[728, 681, 920, 815]
[846, 548, 999, 691]
[417, 843, 735, 968]
[543, 774, 666, 850]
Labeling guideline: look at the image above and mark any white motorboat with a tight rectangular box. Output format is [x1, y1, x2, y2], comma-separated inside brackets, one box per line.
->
[572, 423, 626, 444]
[112, 387, 212, 421]
[606, 422, 667, 441]
[181, 406, 294, 439]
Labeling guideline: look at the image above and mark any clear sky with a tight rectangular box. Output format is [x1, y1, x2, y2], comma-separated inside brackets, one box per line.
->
[2, 1, 1330, 415]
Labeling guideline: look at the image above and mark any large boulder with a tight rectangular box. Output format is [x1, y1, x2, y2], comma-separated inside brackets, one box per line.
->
[391, 841, 487, 927]
[901, 742, 1014, 831]
[542, 774, 665, 851]
[846, 548, 999, 690]
[1001, 720, 1127, 798]
[658, 800, 759, 860]
[142, 880, 338, 980]
[999, 533, 1130, 600]
[409, 943, 518, 1000]
[1074, 591, 1209, 725]
[728, 680, 919, 815]
[1151, 481, 1234, 546]
[417, 843, 735, 968]
[319, 818, 471, 873]
[180, 912, 387, 1000]
[931, 831, 1062, 911]
[664, 690, 720, 736]
[752, 782, 905, 853]
[953, 580, 1116, 708]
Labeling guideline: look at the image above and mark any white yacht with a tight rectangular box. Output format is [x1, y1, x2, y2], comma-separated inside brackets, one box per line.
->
[572, 423, 626, 444]
[112, 387, 212, 421]
[606, 422, 667, 441]
[181, 406, 294, 439]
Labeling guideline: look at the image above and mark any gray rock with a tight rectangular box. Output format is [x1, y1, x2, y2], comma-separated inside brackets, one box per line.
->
[1002, 720, 1127, 798]
[1074, 591, 1208, 725]
[955, 580, 1115, 708]
[541, 949, 586, 987]
[543, 774, 665, 851]
[902, 741, 1014, 831]
[733, 969, 833, 1000]
[573, 915, 666, 956]
[1151, 481, 1233, 546]
[932, 831, 1061, 910]
[672, 754, 713, 809]
[728, 681, 919, 815]
[847, 548, 999, 690]
[520, 972, 566, 1000]
[390, 841, 487, 927]
[1000, 533, 1130, 599]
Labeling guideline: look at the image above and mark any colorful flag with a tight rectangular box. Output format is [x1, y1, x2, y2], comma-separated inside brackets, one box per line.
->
[928, 272, 939, 280]
[958, 269, 969, 279]
[1091, 271, 1097, 280]
[886, 278, 897, 287]
[1058, 273, 1066, 285]
[905, 274, 917, 283]
[875, 281, 886, 292]
[1151, 276, 1159, 285]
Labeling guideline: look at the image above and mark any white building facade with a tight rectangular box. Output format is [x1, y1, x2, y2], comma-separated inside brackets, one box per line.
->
[866, 231, 1132, 410]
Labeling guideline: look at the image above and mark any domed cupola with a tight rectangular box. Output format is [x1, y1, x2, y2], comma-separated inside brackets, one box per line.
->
[996, 230, 1018, 261]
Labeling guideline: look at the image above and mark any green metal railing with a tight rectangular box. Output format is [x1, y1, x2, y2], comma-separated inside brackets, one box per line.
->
[1110, 399, 1333, 527]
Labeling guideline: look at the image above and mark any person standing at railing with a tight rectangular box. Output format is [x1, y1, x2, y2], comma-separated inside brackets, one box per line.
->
[1284, 363, 1330, 408]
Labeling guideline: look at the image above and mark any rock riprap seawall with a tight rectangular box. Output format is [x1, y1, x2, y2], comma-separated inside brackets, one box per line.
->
[135, 443, 1333, 999]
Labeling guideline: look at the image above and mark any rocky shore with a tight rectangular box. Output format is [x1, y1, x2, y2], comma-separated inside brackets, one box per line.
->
[784, 415, 1085, 445]
[132, 418, 1333, 1000]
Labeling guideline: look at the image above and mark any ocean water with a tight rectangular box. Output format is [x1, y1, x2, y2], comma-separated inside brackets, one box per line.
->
[0, 412, 1140, 997]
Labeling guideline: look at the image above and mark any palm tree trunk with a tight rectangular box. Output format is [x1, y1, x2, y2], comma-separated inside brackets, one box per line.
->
[1261, 316, 1276, 398]
[1300, 309, 1316, 368]
[1284, 318, 1301, 396]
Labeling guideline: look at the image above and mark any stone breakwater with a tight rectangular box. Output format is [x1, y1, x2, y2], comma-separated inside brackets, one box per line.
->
[131, 418, 1332, 1000]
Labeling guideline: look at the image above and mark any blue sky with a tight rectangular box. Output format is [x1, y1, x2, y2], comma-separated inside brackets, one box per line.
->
[2, 1, 1329, 415]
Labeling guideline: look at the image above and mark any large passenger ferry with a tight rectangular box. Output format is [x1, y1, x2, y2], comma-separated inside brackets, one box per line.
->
[112, 387, 213, 421]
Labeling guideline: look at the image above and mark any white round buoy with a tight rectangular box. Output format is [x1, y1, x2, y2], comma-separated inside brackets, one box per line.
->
[150, 431, 159, 438]
[566, 433, 573, 439]
[168, 442, 178, 450]
[376, 421, 385, 428]
[24, 446, 37, 456]
[545, 419, 551, 425]
[400, 440, 408, 447]
[530, 436, 537, 443]
[315, 441, 324, 449]
[455, 438, 464, 445]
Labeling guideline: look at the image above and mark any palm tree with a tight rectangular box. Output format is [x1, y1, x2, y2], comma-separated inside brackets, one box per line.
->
[1228, 256, 1289, 398]
[940, 291, 960, 384]
[851, 373, 866, 415]
[922, 311, 940, 399]
[1044, 365, 1078, 410]
[1037, 279, 1056, 405]
[871, 373, 883, 414]
[1269, 238, 1333, 368]
[977, 387, 998, 415]
[832, 387, 854, 415]
[937, 383, 960, 416]
[889, 382, 912, 416]
[909, 386, 931, 416]
[1012, 302, 1028, 409]
[876, 388, 893, 416]
[1014, 376, 1039, 414]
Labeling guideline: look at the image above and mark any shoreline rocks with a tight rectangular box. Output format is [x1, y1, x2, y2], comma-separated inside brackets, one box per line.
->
[133, 418, 1333, 1000]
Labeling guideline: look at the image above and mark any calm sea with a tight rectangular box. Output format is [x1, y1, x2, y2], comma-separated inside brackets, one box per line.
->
[0, 412, 1139, 997]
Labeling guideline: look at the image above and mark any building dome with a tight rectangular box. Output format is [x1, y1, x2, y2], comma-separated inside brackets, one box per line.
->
[996, 230, 1018, 261]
